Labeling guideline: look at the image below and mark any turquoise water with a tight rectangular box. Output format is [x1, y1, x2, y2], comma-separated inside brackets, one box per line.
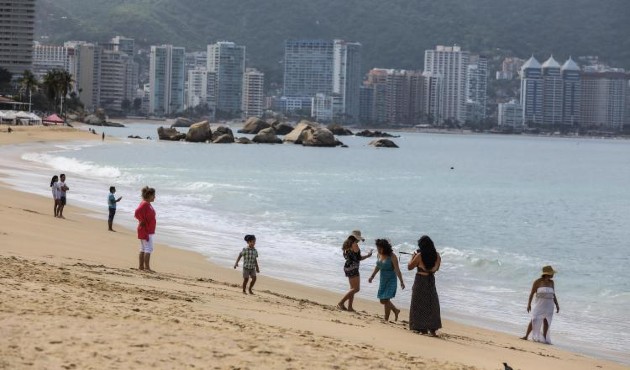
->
[2, 123, 629, 362]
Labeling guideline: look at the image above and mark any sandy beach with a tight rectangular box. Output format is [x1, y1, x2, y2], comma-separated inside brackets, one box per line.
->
[0, 126, 627, 369]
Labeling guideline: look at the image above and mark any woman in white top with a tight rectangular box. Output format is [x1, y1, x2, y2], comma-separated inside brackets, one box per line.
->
[521, 265, 560, 344]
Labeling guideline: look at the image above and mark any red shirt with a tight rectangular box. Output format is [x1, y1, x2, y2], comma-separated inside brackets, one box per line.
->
[134, 200, 156, 240]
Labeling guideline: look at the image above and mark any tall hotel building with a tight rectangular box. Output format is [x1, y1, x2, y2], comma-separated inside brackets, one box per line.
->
[332, 40, 362, 123]
[207, 41, 245, 116]
[0, 0, 35, 76]
[283, 40, 334, 109]
[66, 42, 102, 112]
[187, 67, 216, 119]
[520, 56, 543, 125]
[580, 71, 628, 130]
[32, 44, 73, 79]
[541, 56, 563, 126]
[149, 45, 185, 115]
[561, 58, 581, 125]
[466, 55, 488, 122]
[242, 68, 264, 118]
[423, 45, 470, 124]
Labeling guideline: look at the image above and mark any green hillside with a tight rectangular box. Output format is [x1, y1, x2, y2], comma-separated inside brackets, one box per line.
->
[36, 0, 630, 82]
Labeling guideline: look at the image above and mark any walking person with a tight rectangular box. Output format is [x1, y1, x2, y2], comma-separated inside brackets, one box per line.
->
[368, 239, 405, 321]
[233, 234, 260, 294]
[521, 266, 560, 344]
[50, 175, 59, 217]
[337, 230, 373, 312]
[55, 174, 70, 219]
[134, 186, 156, 272]
[407, 235, 442, 336]
[107, 186, 122, 231]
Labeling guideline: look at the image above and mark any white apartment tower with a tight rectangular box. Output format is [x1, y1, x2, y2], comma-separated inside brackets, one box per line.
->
[67, 42, 102, 112]
[333, 40, 362, 123]
[541, 56, 563, 126]
[32, 44, 73, 79]
[0, 0, 35, 75]
[242, 68, 265, 118]
[424, 45, 470, 124]
[186, 67, 217, 119]
[207, 41, 246, 116]
[561, 57, 581, 125]
[100, 50, 137, 113]
[498, 100, 524, 129]
[149, 45, 186, 115]
[520, 56, 543, 125]
[580, 71, 628, 130]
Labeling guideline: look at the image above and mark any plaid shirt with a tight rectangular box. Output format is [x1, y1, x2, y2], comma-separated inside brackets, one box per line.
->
[240, 247, 258, 269]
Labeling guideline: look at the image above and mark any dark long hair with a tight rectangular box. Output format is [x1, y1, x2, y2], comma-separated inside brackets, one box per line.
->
[342, 235, 360, 252]
[50, 175, 58, 187]
[375, 239, 393, 256]
[418, 235, 437, 270]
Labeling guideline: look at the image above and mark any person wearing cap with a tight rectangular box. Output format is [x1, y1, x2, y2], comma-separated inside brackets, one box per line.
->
[337, 230, 373, 312]
[521, 265, 560, 344]
[234, 234, 260, 294]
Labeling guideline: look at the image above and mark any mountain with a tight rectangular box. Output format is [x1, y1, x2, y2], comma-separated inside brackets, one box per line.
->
[36, 0, 630, 82]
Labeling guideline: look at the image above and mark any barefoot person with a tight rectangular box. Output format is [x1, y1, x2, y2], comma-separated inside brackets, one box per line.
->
[233, 234, 260, 294]
[134, 186, 156, 272]
[521, 265, 560, 344]
[55, 174, 69, 219]
[337, 230, 373, 312]
[50, 175, 59, 217]
[368, 239, 405, 321]
[107, 186, 122, 231]
[408, 235, 442, 336]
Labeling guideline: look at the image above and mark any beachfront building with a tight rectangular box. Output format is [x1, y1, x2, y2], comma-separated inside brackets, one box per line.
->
[496, 57, 525, 80]
[32, 44, 73, 80]
[67, 42, 102, 112]
[423, 72, 441, 125]
[423, 45, 470, 125]
[242, 68, 264, 118]
[498, 99, 524, 130]
[520, 56, 543, 126]
[311, 93, 342, 122]
[149, 45, 185, 116]
[332, 40, 362, 123]
[0, 0, 35, 76]
[580, 71, 629, 130]
[541, 56, 563, 127]
[100, 50, 138, 114]
[561, 58, 581, 126]
[466, 55, 488, 123]
[110, 36, 135, 58]
[186, 67, 216, 119]
[207, 41, 245, 117]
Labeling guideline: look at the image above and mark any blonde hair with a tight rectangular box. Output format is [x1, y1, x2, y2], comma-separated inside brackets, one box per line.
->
[141, 186, 155, 200]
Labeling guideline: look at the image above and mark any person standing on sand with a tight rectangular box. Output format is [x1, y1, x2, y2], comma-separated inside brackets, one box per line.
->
[407, 235, 442, 336]
[50, 175, 60, 217]
[55, 174, 69, 219]
[337, 230, 373, 312]
[107, 186, 122, 231]
[134, 186, 156, 272]
[369, 239, 405, 321]
[521, 266, 559, 344]
[234, 234, 260, 294]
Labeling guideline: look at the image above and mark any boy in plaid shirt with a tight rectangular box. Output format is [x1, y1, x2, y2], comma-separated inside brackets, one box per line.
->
[234, 234, 260, 294]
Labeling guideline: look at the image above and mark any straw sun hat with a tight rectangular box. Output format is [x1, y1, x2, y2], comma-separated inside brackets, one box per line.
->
[349, 230, 365, 242]
[541, 265, 556, 276]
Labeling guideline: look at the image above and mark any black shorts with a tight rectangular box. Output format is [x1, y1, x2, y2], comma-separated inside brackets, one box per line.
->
[60, 196, 66, 205]
[108, 207, 116, 221]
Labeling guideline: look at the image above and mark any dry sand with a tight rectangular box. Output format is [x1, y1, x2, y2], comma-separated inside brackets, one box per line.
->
[0, 126, 627, 369]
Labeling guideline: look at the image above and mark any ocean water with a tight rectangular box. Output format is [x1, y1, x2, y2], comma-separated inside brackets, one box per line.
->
[1, 123, 629, 362]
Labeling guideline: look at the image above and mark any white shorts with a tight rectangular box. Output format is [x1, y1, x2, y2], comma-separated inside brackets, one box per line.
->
[140, 234, 154, 253]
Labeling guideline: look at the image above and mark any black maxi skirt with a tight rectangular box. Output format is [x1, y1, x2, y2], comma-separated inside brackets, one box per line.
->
[409, 273, 442, 331]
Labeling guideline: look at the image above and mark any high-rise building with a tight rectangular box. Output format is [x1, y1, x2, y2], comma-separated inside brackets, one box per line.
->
[496, 57, 525, 80]
[424, 45, 470, 124]
[580, 71, 629, 130]
[0, 0, 35, 76]
[561, 57, 581, 126]
[466, 55, 488, 122]
[362, 68, 424, 126]
[100, 50, 138, 113]
[207, 41, 245, 116]
[498, 99, 524, 129]
[283, 40, 334, 103]
[541, 56, 563, 126]
[520, 56, 543, 125]
[32, 44, 73, 80]
[333, 40, 362, 123]
[242, 68, 264, 118]
[110, 36, 135, 58]
[149, 45, 185, 115]
[67, 42, 102, 112]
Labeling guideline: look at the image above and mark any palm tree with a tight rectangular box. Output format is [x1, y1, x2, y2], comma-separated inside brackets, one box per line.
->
[42, 69, 74, 115]
[18, 70, 39, 112]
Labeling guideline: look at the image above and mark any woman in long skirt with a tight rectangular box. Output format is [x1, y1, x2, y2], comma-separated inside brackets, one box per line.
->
[407, 235, 442, 336]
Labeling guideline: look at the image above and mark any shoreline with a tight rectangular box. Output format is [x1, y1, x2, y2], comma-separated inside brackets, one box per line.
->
[1, 126, 628, 369]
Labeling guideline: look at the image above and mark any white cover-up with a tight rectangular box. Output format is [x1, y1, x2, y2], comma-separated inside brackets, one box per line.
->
[531, 286, 555, 344]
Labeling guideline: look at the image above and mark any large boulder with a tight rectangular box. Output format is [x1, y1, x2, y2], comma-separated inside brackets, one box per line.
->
[235, 137, 253, 144]
[84, 114, 106, 125]
[327, 123, 353, 136]
[171, 117, 194, 128]
[283, 120, 318, 144]
[272, 121, 295, 135]
[211, 126, 234, 142]
[157, 126, 186, 141]
[238, 117, 270, 134]
[369, 139, 399, 148]
[213, 134, 234, 144]
[301, 127, 338, 147]
[252, 127, 282, 144]
[186, 120, 212, 142]
[355, 129, 399, 138]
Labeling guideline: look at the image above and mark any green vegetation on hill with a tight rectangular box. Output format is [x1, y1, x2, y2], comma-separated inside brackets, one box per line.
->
[37, 0, 630, 82]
